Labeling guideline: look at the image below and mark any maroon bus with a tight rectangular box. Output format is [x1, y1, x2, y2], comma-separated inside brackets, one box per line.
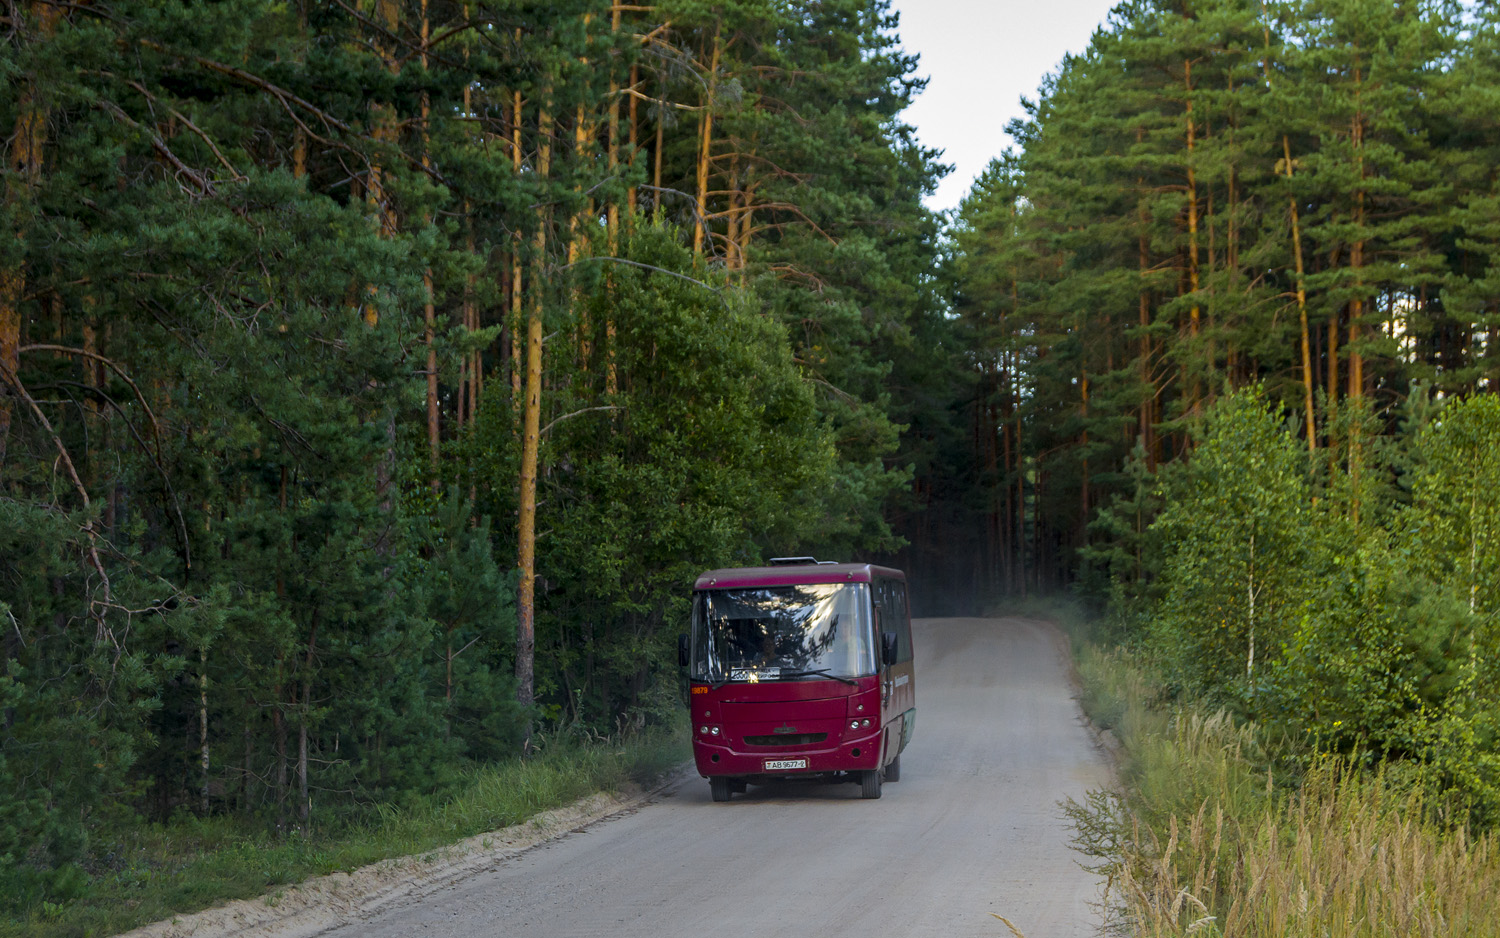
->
[678, 558, 915, 800]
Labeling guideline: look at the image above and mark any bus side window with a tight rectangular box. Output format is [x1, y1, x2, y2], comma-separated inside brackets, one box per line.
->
[894, 581, 913, 662]
[870, 578, 904, 663]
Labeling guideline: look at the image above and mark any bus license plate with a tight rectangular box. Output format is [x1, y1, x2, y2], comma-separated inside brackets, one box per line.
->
[764, 759, 807, 771]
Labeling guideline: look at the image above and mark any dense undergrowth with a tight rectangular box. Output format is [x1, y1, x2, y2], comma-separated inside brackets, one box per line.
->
[1, 726, 686, 938]
[1068, 641, 1500, 937]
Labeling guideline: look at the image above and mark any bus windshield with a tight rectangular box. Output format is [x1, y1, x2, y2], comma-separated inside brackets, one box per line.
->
[689, 583, 875, 682]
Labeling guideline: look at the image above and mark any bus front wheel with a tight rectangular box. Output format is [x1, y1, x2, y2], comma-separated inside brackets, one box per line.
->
[885, 755, 901, 783]
[710, 777, 731, 802]
[859, 769, 882, 799]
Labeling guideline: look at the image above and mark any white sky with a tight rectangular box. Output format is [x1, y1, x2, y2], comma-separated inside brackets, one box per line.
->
[888, 0, 1121, 213]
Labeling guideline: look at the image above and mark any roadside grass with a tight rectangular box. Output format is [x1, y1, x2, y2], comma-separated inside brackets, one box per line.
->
[4, 726, 687, 938]
[1068, 643, 1500, 937]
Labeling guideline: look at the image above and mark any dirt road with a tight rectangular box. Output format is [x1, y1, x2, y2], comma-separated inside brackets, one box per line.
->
[321, 617, 1111, 938]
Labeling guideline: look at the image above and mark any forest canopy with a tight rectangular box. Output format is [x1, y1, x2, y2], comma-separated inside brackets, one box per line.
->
[943, 0, 1500, 824]
[0, 0, 951, 904]
[7, 0, 1500, 915]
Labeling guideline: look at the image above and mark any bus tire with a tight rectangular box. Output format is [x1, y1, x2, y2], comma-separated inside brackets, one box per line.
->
[885, 755, 901, 783]
[710, 777, 731, 802]
[859, 769, 882, 799]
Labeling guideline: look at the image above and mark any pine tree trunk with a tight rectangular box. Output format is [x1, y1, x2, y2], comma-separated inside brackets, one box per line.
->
[1, 1, 64, 467]
[421, 0, 439, 485]
[1283, 135, 1316, 453]
[1079, 372, 1090, 542]
[1014, 360, 1026, 600]
[241, 716, 253, 816]
[364, 0, 401, 325]
[1184, 58, 1202, 415]
[200, 648, 210, 815]
[273, 670, 287, 829]
[1137, 171, 1156, 469]
[603, 13, 624, 396]
[461, 16, 481, 432]
[1262, 7, 1316, 452]
[516, 100, 552, 712]
[653, 68, 666, 214]
[999, 365, 1013, 592]
[511, 86, 525, 407]
[298, 620, 317, 828]
[1327, 310, 1339, 407]
[1349, 61, 1366, 401]
[693, 24, 722, 256]
[627, 59, 640, 218]
[460, 188, 477, 431]
[725, 156, 742, 271]
[573, 13, 595, 369]
[738, 168, 758, 283]
[365, 0, 401, 539]
[608, 5, 622, 250]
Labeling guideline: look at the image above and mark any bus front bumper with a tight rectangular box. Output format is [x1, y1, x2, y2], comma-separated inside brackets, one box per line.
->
[692, 726, 883, 779]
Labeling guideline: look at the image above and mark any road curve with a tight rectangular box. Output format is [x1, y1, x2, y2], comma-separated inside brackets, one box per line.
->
[327, 617, 1111, 938]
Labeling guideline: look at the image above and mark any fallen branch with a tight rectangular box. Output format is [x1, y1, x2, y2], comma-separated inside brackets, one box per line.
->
[119, 76, 247, 182]
[0, 361, 114, 643]
[21, 344, 165, 458]
[555, 254, 729, 306]
[96, 99, 216, 195]
[540, 405, 623, 438]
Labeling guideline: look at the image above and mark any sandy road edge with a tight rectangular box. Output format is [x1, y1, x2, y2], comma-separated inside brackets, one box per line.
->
[115, 769, 692, 938]
[1017, 614, 1126, 786]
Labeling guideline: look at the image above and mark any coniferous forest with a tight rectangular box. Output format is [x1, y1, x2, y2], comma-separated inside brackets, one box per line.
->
[5, 0, 1500, 920]
[0, 0, 952, 903]
[946, 0, 1500, 828]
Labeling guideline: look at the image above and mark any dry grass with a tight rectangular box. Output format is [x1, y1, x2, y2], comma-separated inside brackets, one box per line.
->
[1117, 764, 1500, 937]
[1071, 646, 1500, 938]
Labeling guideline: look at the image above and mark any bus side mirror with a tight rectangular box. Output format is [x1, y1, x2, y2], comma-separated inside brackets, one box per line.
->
[678, 634, 690, 668]
[881, 631, 898, 667]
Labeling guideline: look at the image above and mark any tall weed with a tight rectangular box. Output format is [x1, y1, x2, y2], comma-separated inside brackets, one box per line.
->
[1069, 644, 1500, 937]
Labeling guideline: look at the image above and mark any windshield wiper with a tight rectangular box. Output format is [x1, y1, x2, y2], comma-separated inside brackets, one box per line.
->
[779, 668, 858, 686]
[706, 668, 856, 688]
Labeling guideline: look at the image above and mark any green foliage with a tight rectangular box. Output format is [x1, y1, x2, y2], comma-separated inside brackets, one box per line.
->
[460, 224, 845, 728]
[944, 0, 1500, 598]
[2, 0, 946, 915]
[1108, 388, 1500, 824]
[0, 725, 686, 938]
[1077, 442, 1163, 612]
[1150, 388, 1316, 707]
[1393, 395, 1500, 819]
[1404, 395, 1500, 617]
[940, 0, 1500, 830]
[1067, 639, 1500, 938]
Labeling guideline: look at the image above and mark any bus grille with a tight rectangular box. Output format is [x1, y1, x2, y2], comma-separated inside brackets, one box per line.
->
[743, 733, 828, 747]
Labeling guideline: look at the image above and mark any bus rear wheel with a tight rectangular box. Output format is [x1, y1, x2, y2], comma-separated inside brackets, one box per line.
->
[859, 769, 882, 799]
[710, 777, 731, 802]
